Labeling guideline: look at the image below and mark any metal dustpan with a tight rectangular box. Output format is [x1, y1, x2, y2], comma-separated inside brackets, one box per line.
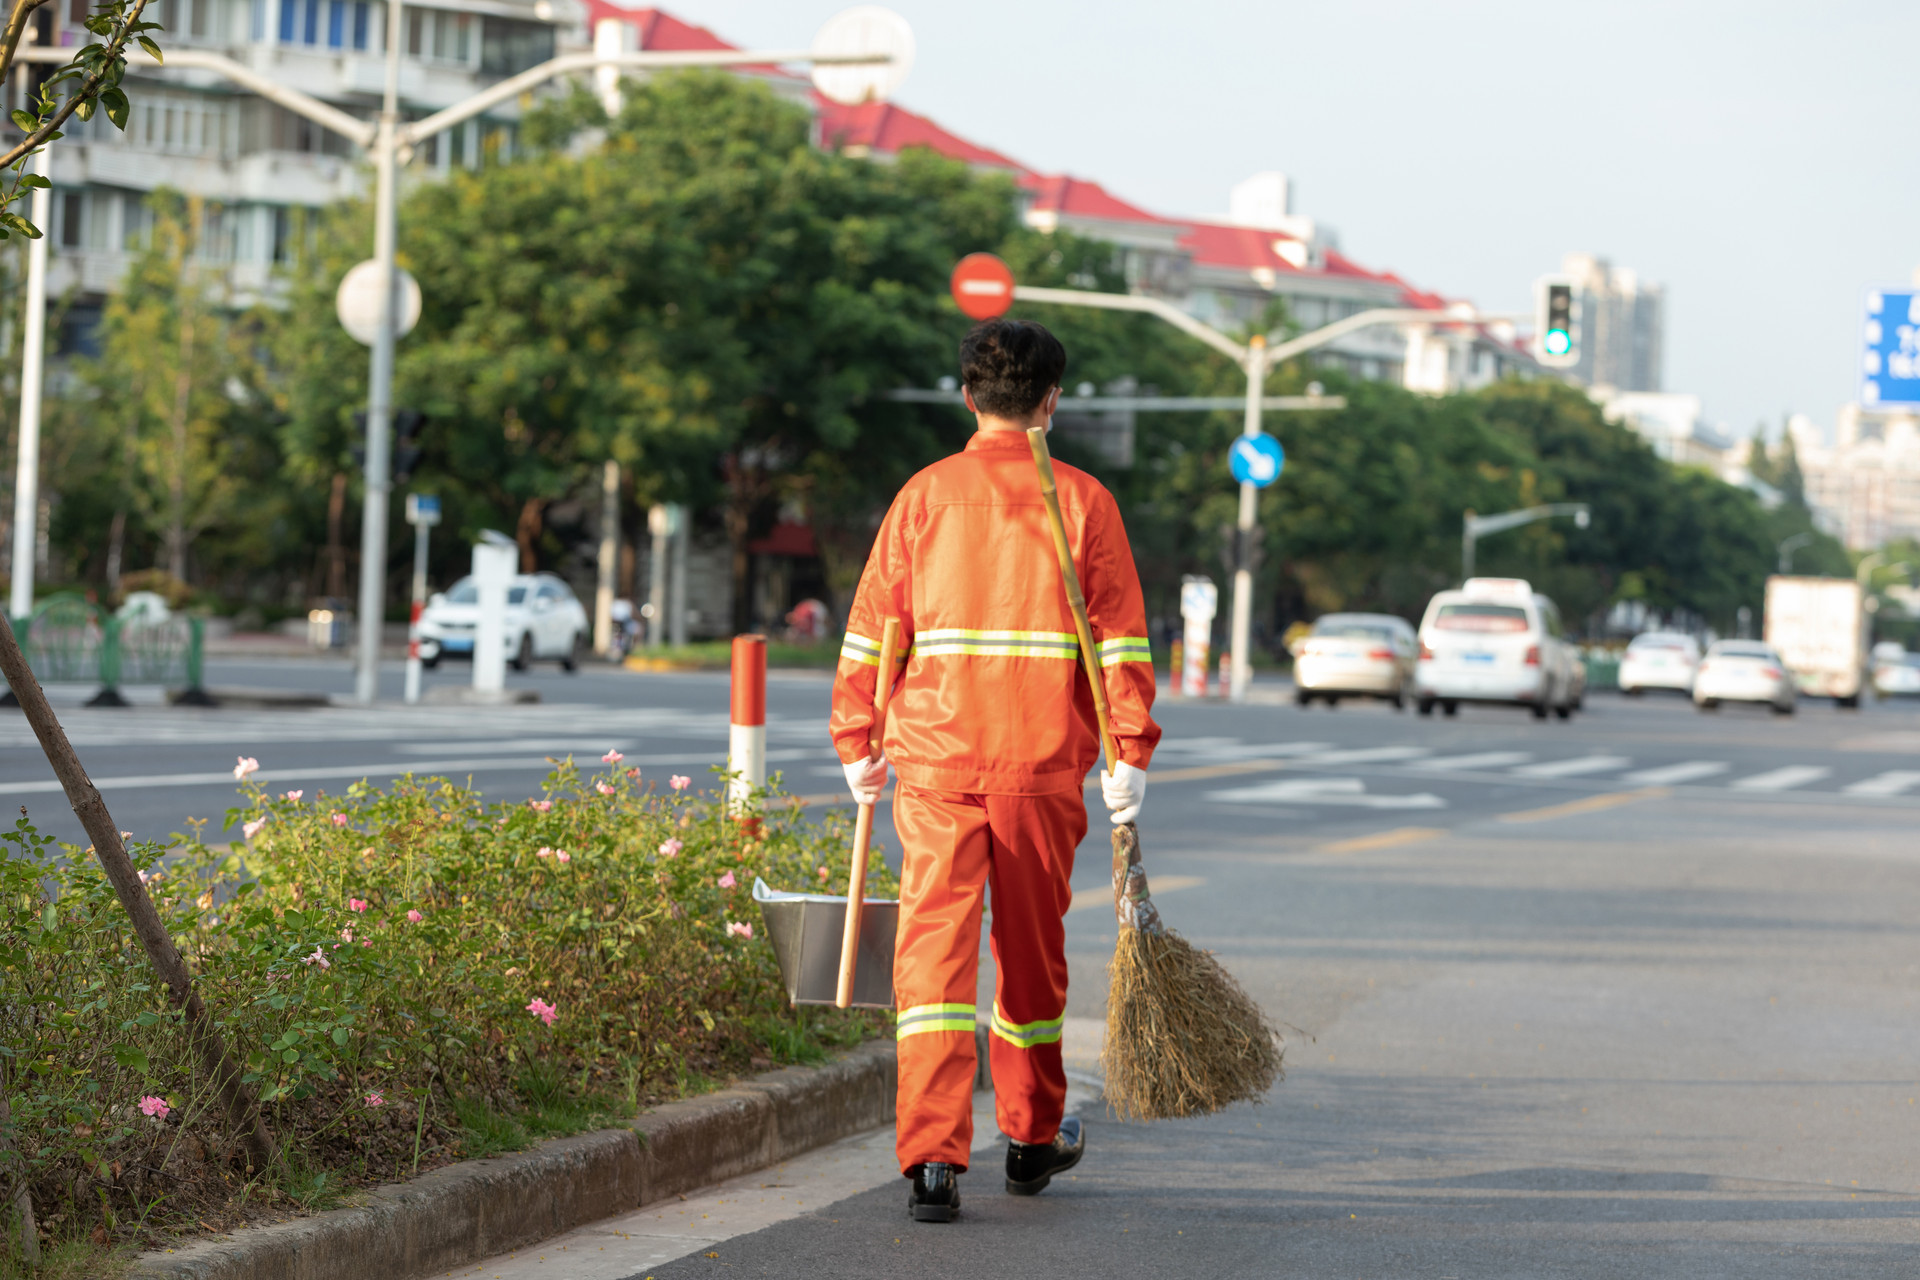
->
[753, 877, 898, 1008]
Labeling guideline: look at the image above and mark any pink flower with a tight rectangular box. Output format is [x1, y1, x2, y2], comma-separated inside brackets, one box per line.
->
[536, 846, 554, 859]
[626, 768, 640, 779]
[362, 939, 372, 948]
[726, 921, 753, 940]
[406, 909, 423, 924]
[330, 813, 349, 827]
[717, 871, 736, 889]
[555, 850, 571, 864]
[339, 928, 354, 943]
[602, 749, 625, 764]
[302, 947, 330, 969]
[657, 839, 683, 859]
[364, 1091, 384, 1108]
[138, 868, 163, 886]
[282, 789, 304, 802]
[817, 865, 830, 881]
[670, 775, 691, 792]
[348, 898, 369, 913]
[528, 799, 552, 813]
[242, 816, 268, 840]
[233, 756, 259, 780]
[526, 997, 558, 1027]
[595, 781, 614, 796]
[139, 1096, 171, 1120]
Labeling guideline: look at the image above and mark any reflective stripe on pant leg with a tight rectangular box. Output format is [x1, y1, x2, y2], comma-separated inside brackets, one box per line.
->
[984, 789, 1086, 1146]
[891, 785, 990, 1174]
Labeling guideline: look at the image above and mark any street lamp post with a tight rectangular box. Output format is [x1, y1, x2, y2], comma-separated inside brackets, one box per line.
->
[1013, 283, 1519, 700]
[1460, 503, 1590, 581]
[12, 15, 908, 700]
[7, 147, 49, 621]
[1777, 532, 1814, 575]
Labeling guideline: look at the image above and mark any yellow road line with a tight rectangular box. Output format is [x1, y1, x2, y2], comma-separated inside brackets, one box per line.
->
[1068, 874, 1205, 914]
[1319, 826, 1446, 854]
[1496, 786, 1671, 824]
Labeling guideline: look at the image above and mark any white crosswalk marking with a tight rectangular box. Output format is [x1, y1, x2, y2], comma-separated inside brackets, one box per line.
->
[1842, 771, 1920, 797]
[1303, 746, 1432, 765]
[1510, 755, 1632, 778]
[1731, 765, 1831, 792]
[1413, 751, 1534, 771]
[1622, 761, 1731, 786]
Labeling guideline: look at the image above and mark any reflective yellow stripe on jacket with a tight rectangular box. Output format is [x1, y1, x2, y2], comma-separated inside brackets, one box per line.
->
[839, 631, 882, 667]
[913, 629, 1079, 660]
[1097, 636, 1153, 668]
[897, 1002, 977, 1039]
[989, 1004, 1064, 1048]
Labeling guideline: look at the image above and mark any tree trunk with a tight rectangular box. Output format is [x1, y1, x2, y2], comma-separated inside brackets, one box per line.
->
[0, 614, 277, 1171]
[0, 1055, 38, 1264]
[515, 497, 545, 573]
[326, 471, 347, 601]
[104, 509, 126, 596]
[166, 283, 196, 585]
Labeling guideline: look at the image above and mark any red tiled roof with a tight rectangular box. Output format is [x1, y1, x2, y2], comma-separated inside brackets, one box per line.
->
[1019, 174, 1172, 225]
[585, 3, 792, 77]
[1179, 221, 1310, 274]
[814, 98, 1030, 173]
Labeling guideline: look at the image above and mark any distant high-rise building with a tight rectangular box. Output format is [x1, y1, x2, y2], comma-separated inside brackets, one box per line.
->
[1560, 253, 1664, 393]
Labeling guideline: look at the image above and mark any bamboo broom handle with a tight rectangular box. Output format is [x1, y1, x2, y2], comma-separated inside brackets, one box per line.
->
[836, 617, 902, 1008]
[1028, 428, 1119, 772]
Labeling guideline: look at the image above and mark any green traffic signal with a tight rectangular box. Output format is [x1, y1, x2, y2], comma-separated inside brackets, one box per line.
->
[1544, 328, 1572, 356]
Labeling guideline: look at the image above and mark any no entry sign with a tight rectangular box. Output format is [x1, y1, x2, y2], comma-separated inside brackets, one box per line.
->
[950, 253, 1015, 320]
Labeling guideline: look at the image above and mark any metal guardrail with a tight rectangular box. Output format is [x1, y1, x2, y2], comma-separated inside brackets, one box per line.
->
[3, 593, 212, 706]
[1583, 655, 1621, 692]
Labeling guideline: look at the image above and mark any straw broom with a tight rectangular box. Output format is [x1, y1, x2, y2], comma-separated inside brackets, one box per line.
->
[1027, 427, 1284, 1121]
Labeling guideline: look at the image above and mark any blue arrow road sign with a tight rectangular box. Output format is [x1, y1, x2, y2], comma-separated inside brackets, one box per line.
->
[1862, 289, 1920, 408]
[1229, 433, 1285, 488]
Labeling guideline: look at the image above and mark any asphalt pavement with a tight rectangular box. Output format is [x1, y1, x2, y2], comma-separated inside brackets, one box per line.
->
[10, 659, 1920, 1273]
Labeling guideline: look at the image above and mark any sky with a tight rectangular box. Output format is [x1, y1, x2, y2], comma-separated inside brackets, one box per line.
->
[655, 1, 1918, 443]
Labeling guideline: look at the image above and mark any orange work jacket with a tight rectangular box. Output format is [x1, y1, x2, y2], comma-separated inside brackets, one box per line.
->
[830, 428, 1161, 796]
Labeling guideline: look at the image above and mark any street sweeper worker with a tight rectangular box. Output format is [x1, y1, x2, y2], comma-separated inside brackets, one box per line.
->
[829, 317, 1162, 1223]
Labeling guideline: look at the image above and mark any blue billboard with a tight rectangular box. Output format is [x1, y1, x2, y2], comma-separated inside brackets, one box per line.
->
[1861, 289, 1920, 408]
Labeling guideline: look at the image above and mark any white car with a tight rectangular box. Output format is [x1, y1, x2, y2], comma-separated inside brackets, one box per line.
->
[1872, 645, 1920, 697]
[1414, 577, 1582, 720]
[1618, 631, 1701, 696]
[1292, 613, 1418, 708]
[1693, 640, 1795, 714]
[418, 572, 590, 671]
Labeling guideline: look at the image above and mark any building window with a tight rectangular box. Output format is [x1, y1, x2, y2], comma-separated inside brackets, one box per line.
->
[481, 17, 554, 76]
[58, 190, 81, 249]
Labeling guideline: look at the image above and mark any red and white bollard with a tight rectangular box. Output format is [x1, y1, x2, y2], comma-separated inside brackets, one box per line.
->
[728, 634, 767, 819]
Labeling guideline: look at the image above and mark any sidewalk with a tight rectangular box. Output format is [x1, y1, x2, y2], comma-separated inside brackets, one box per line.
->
[461, 1019, 1104, 1279]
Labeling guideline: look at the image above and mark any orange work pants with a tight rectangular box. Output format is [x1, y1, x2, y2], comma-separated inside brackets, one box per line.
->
[890, 783, 1086, 1174]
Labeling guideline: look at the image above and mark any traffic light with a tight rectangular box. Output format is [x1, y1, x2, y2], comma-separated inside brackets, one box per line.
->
[348, 408, 425, 479]
[1534, 277, 1577, 367]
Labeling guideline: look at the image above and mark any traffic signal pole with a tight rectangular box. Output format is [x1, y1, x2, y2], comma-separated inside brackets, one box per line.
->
[1012, 284, 1515, 700]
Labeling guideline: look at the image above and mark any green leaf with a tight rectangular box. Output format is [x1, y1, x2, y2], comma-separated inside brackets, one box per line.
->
[331, 1027, 349, 1045]
[282, 1048, 300, 1064]
[112, 1045, 149, 1072]
[9, 110, 34, 133]
[100, 86, 128, 131]
[18, 174, 48, 189]
[41, 902, 56, 931]
[137, 35, 162, 62]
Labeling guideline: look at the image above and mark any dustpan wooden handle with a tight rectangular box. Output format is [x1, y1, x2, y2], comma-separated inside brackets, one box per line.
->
[1027, 428, 1119, 772]
[836, 617, 902, 1008]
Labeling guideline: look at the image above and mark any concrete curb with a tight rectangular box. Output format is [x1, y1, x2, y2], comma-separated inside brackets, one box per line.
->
[132, 1030, 988, 1280]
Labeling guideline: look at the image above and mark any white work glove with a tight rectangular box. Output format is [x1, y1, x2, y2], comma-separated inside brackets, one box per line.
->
[1100, 760, 1147, 825]
[843, 753, 889, 806]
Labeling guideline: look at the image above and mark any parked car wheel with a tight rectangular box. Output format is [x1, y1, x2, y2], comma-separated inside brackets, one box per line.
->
[1696, 698, 1719, 711]
[1772, 701, 1795, 716]
[561, 632, 582, 673]
[511, 631, 534, 672]
[1294, 689, 1312, 707]
[1417, 698, 1435, 717]
[422, 652, 440, 670]
[1531, 700, 1549, 720]
[1442, 700, 1459, 717]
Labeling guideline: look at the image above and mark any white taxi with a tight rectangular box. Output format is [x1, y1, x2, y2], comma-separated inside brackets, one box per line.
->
[1693, 640, 1795, 714]
[1291, 612, 1418, 709]
[1618, 631, 1701, 696]
[1414, 578, 1582, 720]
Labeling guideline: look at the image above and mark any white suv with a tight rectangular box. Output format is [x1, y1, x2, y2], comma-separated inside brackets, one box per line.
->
[1414, 578, 1582, 720]
[418, 572, 590, 671]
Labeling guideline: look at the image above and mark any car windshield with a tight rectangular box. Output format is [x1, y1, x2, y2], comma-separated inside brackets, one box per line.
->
[1314, 622, 1395, 641]
[441, 580, 526, 606]
[1630, 635, 1689, 651]
[1711, 644, 1771, 659]
[1433, 603, 1529, 633]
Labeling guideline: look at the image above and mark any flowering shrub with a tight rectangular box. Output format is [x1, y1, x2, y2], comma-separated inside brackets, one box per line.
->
[0, 760, 894, 1258]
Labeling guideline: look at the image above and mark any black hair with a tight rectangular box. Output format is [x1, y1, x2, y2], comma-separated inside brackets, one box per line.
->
[959, 319, 1067, 418]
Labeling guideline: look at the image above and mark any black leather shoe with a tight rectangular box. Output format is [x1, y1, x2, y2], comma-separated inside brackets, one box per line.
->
[907, 1162, 961, 1222]
[1005, 1117, 1084, 1195]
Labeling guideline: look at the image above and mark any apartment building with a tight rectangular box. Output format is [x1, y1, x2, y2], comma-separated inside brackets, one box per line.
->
[28, 0, 574, 333]
[1558, 252, 1665, 393]
[1792, 407, 1920, 549]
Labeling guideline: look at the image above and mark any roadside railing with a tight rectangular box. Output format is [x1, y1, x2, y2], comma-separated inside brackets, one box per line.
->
[1, 593, 213, 706]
